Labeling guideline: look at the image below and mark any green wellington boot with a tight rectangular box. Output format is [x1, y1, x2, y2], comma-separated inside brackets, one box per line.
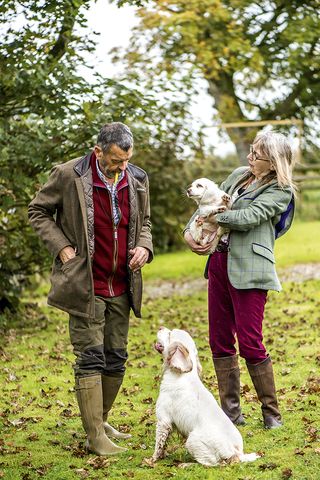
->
[75, 375, 127, 455]
[102, 375, 131, 439]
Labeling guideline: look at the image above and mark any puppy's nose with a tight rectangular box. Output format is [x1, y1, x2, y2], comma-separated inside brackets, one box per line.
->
[159, 326, 165, 330]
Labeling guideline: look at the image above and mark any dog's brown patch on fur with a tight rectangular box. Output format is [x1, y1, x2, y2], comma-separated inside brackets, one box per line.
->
[166, 342, 193, 373]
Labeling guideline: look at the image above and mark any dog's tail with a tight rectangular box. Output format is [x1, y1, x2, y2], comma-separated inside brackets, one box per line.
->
[238, 452, 260, 462]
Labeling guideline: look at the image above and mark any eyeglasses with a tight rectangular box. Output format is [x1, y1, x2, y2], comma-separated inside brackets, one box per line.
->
[249, 145, 270, 163]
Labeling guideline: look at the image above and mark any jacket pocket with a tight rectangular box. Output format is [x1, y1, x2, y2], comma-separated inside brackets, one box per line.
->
[49, 256, 91, 314]
[61, 254, 80, 272]
[252, 243, 275, 263]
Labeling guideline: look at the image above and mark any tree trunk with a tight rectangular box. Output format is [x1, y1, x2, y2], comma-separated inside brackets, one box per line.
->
[207, 77, 256, 165]
[224, 127, 252, 165]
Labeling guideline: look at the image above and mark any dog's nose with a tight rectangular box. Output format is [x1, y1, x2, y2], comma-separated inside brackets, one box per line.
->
[159, 326, 165, 330]
[187, 187, 192, 194]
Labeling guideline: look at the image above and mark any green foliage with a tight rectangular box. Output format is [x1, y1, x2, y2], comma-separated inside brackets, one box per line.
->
[0, 0, 88, 309]
[117, 0, 320, 162]
[0, 277, 319, 479]
[0, 0, 219, 310]
[113, 0, 149, 6]
[132, 125, 200, 252]
[0, 1, 160, 311]
[296, 190, 320, 221]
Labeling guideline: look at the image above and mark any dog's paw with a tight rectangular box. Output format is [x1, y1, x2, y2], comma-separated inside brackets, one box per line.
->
[216, 205, 227, 213]
[142, 457, 156, 467]
[177, 462, 197, 469]
[222, 194, 231, 204]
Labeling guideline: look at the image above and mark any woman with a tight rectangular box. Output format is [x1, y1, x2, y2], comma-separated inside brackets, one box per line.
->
[184, 130, 295, 429]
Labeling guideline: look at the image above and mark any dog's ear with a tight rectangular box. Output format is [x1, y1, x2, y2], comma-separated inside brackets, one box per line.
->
[166, 342, 193, 373]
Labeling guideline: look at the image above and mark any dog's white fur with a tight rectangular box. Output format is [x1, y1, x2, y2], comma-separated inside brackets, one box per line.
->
[187, 178, 231, 251]
[151, 327, 259, 466]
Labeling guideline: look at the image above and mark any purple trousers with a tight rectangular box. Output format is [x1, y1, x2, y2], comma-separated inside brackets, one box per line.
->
[208, 252, 268, 364]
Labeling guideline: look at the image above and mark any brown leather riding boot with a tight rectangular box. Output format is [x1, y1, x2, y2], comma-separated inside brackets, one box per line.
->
[102, 375, 131, 439]
[213, 355, 245, 425]
[75, 374, 126, 455]
[246, 356, 282, 429]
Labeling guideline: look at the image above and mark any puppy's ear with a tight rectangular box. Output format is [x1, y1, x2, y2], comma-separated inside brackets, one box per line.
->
[166, 342, 193, 373]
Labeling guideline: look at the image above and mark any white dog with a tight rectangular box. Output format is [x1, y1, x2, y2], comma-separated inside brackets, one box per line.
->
[151, 327, 259, 466]
[187, 178, 231, 251]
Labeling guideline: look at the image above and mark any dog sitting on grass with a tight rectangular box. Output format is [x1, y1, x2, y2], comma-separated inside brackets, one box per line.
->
[187, 178, 231, 252]
[150, 327, 259, 467]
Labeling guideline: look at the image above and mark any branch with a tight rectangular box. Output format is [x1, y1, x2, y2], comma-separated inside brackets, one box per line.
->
[235, 94, 261, 109]
[44, 1, 83, 70]
[247, 3, 287, 48]
[261, 41, 320, 118]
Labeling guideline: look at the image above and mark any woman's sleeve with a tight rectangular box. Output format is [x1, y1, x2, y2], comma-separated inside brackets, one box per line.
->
[215, 185, 292, 231]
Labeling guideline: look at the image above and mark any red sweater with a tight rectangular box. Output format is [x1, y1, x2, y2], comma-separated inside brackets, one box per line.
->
[91, 154, 129, 297]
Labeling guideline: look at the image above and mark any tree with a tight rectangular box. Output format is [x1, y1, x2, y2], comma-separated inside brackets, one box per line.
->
[1, 0, 207, 312]
[0, 0, 154, 312]
[116, 0, 320, 163]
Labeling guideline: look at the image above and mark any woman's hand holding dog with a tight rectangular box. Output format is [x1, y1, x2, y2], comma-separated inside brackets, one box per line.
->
[184, 230, 215, 255]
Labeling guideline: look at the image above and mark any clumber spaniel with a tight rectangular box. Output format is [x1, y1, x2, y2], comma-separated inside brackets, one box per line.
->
[151, 327, 259, 466]
[187, 178, 231, 251]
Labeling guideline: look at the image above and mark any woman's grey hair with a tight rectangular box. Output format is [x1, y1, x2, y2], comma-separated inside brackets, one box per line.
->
[253, 129, 296, 193]
[96, 122, 134, 153]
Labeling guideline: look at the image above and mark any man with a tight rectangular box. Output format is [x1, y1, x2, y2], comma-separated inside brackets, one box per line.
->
[28, 122, 153, 455]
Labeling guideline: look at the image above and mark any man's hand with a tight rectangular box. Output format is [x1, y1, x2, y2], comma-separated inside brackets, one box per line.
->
[59, 246, 76, 264]
[129, 247, 149, 271]
[184, 231, 214, 256]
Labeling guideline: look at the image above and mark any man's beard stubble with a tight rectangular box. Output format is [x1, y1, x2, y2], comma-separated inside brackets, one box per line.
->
[99, 160, 119, 179]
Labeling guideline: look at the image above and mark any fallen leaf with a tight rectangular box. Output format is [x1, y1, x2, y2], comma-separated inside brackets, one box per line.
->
[86, 456, 110, 469]
[259, 462, 278, 470]
[27, 432, 39, 441]
[294, 448, 305, 456]
[282, 468, 293, 479]
[73, 468, 89, 478]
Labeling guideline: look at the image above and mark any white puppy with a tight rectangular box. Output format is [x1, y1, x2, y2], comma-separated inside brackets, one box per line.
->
[187, 178, 231, 250]
[151, 327, 259, 467]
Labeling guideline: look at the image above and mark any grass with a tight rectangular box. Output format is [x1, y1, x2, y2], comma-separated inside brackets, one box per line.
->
[143, 220, 320, 282]
[1, 283, 320, 479]
[0, 220, 320, 479]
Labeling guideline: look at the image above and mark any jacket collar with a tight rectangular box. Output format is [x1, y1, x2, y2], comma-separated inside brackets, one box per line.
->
[231, 169, 278, 202]
[73, 152, 144, 185]
[74, 152, 91, 176]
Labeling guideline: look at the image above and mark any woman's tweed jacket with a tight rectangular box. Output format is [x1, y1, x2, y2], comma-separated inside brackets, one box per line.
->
[199, 167, 294, 291]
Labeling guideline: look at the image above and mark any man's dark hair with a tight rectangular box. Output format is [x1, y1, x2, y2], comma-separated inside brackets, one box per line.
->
[97, 122, 133, 153]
